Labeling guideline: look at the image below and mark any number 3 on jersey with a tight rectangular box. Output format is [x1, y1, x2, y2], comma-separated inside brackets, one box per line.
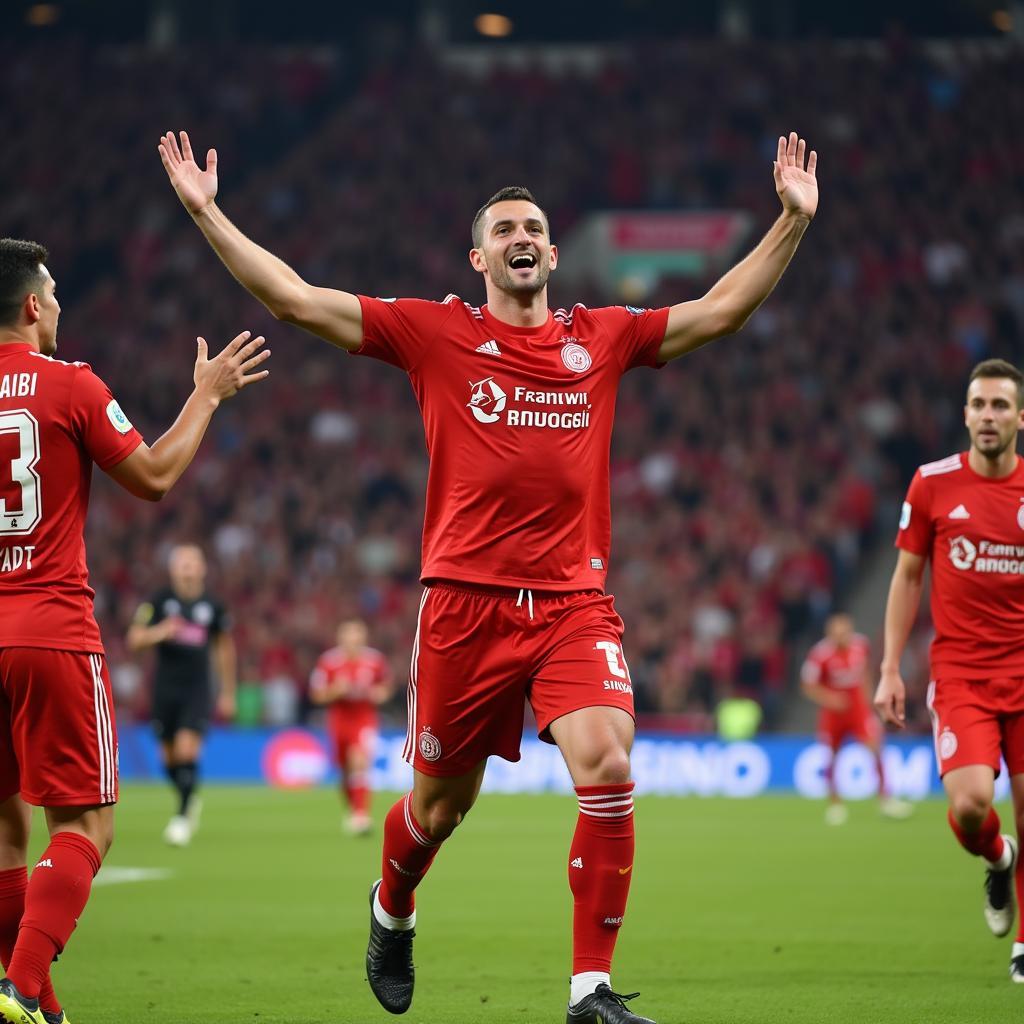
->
[0, 409, 42, 535]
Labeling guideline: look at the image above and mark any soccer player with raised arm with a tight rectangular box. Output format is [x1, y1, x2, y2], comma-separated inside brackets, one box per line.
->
[0, 238, 269, 1024]
[159, 128, 817, 1023]
[876, 359, 1024, 983]
[310, 618, 393, 835]
[801, 613, 912, 825]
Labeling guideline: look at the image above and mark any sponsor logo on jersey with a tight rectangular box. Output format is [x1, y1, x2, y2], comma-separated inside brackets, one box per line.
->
[938, 727, 958, 761]
[570, 856, 584, 868]
[590, 557, 604, 570]
[467, 377, 507, 423]
[603, 916, 624, 926]
[418, 728, 442, 762]
[36, 859, 53, 869]
[617, 865, 633, 875]
[625, 305, 647, 315]
[949, 536, 1024, 574]
[475, 339, 502, 356]
[560, 341, 592, 373]
[1018, 498, 1024, 531]
[948, 504, 970, 520]
[466, 377, 592, 431]
[899, 501, 911, 530]
[105, 398, 133, 434]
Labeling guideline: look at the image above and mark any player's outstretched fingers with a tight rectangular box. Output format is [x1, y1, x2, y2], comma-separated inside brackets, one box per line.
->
[236, 334, 266, 363]
[807, 149, 818, 177]
[225, 330, 252, 357]
[165, 130, 183, 163]
[796, 137, 806, 169]
[180, 130, 195, 162]
[787, 130, 798, 163]
[777, 135, 786, 165]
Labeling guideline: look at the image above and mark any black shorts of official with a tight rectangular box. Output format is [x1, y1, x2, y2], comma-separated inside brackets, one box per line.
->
[151, 681, 212, 741]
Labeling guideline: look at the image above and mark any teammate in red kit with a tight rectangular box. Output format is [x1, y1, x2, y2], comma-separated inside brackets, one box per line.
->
[876, 359, 1024, 983]
[0, 238, 269, 1024]
[801, 613, 912, 825]
[310, 619, 393, 835]
[160, 128, 817, 1023]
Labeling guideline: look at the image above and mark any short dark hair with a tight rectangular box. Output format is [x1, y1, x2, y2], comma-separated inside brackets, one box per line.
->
[471, 186, 549, 248]
[0, 238, 48, 328]
[968, 358, 1024, 409]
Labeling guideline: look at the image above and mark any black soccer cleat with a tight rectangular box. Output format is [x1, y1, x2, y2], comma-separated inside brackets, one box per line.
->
[0, 977, 47, 1024]
[366, 879, 415, 1014]
[566, 984, 657, 1024]
[984, 834, 1018, 937]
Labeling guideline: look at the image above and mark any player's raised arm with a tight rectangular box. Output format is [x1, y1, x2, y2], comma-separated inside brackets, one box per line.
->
[874, 548, 927, 729]
[158, 131, 363, 351]
[107, 331, 269, 501]
[657, 131, 817, 362]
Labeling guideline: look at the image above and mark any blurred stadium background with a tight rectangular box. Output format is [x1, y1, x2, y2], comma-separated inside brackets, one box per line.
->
[5, 0, 1024, 1021]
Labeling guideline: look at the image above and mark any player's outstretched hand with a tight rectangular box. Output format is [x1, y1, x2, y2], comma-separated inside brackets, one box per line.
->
[158, 131, 218, 215]
[773, 131, 818, 220]
[873, 669, 906, 730]
[194, 331, 270, 405]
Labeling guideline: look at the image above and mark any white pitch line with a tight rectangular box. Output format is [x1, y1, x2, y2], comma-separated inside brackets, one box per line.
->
[92, 866, 173, 887]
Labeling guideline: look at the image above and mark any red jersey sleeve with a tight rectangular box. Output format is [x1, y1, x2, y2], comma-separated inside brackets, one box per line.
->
[354, 297, 459, 372]
[69, 364, 143, 470]
[591, 305, 670, 371]
[800, 651, 824, 685]
[895, 470, 933, 557]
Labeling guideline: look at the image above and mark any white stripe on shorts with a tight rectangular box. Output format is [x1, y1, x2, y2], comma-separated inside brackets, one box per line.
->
[90, 654, 115, 804]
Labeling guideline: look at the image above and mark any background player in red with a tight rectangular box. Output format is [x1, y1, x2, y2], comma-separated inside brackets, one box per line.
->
[0, 238, 269, 1024]
[159, 128, 817, 1023]
[127, 544, 236, 847]
[310, 618, 393, 835]
[875, 358, 1024, 984]
[801, 613, 912, 825]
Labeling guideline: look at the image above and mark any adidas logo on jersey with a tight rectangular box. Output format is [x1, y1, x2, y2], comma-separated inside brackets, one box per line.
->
[948, 504, 971, 520]
[36, 859, 53, 869]
[570, 856, 584, 869]
[475, 339, 502, 356]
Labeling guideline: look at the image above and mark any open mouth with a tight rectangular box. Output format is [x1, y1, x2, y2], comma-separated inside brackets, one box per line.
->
[508, 252, 538, 271]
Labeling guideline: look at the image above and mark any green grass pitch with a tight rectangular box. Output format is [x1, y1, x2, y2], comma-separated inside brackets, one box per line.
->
[26, 785, 1022, 1023]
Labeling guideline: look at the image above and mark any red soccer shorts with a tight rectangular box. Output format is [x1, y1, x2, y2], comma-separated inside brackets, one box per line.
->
[818, 692, 880, 749]
[927, 676, 1024, 778]
[0, 648, 118, 806]
[403, 584, 634, 777]
[327, 706, 378, 766]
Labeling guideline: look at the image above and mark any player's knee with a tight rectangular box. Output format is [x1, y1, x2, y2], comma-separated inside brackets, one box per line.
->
[577, 746, 632, 786]
[419, 801, 466, 841]
[950, 790, 991, 829]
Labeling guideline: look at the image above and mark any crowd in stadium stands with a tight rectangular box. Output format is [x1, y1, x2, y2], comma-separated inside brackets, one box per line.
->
[3, 36, 1021, 732]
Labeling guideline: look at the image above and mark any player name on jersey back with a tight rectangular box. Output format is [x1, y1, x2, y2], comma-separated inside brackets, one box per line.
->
[0, 343, 142, 651]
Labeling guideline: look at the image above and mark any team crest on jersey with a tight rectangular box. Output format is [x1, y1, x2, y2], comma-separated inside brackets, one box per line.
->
[948, 535, 977, 571]
[105, 399, 133, 435]
[418, 728, 442, 762]
[1017, 498, 1024, 531]
[193, 601, 214, 626]
[467, 377, 507, 424]
[938, 727, 958, 761]
[560, 340, 591, 374]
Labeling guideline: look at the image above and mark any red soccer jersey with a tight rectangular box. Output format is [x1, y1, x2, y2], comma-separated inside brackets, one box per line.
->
[354, 296, 668, 590]
[0, 344, 143, 652]
[896, 451, 1024, 678]
[801, 634, 871, 692]
[310, 645, 390, 719]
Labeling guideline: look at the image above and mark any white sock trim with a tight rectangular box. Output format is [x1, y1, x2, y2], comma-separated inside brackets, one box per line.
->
[373, 886, 416, 931]
[1013, 942, 1024, 959]
[570, 971, 610, 1007]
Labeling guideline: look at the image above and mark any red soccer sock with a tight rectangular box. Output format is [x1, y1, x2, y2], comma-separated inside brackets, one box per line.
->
[948, 807, 1005, 862]
[569, 783, 636, 975]
[1016, 832, 1024, 944]
[6, 832, 101, 1000]
[378, 794, 442, 918]
[0, 868, 59, 1014]
[349, 773, 371, 816]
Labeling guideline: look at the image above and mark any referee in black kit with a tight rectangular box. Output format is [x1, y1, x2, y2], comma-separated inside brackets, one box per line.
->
[128, 543, 236, 846]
